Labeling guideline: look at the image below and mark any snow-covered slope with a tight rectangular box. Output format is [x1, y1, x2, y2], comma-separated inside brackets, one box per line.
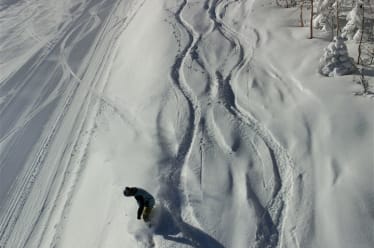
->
[0, 0, 373, 248]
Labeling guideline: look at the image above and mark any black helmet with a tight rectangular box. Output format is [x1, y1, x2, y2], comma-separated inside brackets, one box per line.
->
[124, 187, 136, 196]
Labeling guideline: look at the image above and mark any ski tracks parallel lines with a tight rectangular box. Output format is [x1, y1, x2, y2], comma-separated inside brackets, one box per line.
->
[0, 0, 143, 247]
[31, 1, 146, 247]
[0, 1, 102, 241]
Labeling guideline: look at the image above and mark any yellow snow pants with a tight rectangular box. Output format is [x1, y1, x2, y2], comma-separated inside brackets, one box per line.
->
[142, 207, 153, 222]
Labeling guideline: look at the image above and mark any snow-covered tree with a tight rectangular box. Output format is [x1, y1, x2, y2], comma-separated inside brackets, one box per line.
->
[341, 1, 364, 40]
[313, 0, 336, 32]
[319, 36, 356, 76]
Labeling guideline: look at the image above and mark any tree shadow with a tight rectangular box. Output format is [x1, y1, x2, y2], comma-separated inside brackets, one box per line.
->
[152, 206, 225, 248]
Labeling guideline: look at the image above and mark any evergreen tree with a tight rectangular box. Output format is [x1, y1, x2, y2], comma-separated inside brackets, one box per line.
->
[341, 1, 364, 40]
[319, 36, 356, 76]
[313, 0, 336, 32]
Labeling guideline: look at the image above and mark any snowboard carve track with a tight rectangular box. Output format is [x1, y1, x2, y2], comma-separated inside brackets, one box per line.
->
[159, 0, 201, 224]
[156, 0, 297, 247]
[214, 0, 293, 247]
[156, 1, 231, 247]
[212, 2, 280, 245]
[211, 1, 296, 246]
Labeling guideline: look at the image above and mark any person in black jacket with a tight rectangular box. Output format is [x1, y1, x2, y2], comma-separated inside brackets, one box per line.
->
[124, 187, 155, 222]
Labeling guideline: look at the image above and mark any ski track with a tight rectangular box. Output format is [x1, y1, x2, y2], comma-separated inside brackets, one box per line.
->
[0, 0, 143, 247]
[156, 0, 297, 247]
[0, 0, 93, 243]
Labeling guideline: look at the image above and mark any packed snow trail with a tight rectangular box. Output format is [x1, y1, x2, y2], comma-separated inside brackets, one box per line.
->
[0, 0, 142, 247]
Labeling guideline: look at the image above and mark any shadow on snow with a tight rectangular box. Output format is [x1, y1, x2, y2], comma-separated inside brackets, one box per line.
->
[152, 206, 224, 248]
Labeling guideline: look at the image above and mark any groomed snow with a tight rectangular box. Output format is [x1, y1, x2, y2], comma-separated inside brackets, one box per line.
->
[0, 0, 373, 248]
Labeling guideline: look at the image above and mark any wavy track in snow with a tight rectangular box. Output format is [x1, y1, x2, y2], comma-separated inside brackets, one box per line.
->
[156, 1, 229, 247]
[156, 0, 297, 247]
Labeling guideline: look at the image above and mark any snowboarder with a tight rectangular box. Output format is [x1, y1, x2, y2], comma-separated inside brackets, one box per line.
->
[124, 187, 155, 222]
